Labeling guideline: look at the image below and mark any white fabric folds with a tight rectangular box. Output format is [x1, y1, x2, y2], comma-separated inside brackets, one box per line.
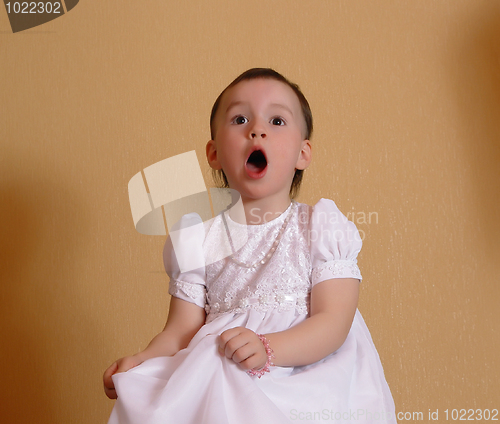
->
[109, 199, 396, 424]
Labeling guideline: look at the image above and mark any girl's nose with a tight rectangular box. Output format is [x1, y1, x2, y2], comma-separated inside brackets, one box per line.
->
[249, 120, 267, 139]
[251, 131, 267, 139]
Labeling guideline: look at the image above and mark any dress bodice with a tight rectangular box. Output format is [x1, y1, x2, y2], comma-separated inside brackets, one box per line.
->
[166, 198, 363, 323]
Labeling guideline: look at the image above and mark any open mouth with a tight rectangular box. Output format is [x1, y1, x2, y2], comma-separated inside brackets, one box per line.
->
[246, 149, 268, 174]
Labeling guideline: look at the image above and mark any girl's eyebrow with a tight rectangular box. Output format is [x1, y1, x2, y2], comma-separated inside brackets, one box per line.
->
[269, 103, 294, 117]
[225, 101, 246, 114]
[225, 101, 294, 116]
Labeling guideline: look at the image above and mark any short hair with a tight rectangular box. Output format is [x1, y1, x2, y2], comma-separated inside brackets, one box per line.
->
[209, 68, 313, 199]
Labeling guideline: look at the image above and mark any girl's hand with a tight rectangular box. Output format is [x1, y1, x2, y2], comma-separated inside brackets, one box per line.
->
[218, 327, 267, 372]
[103, 354, 145, 399]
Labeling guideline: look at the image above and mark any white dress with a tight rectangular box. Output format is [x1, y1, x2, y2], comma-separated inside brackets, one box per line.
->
[109, 199, 397, 424]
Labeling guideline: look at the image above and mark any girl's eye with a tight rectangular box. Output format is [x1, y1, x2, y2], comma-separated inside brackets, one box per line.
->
[271, 117, 285, 126]
[232, 116, 248, 125]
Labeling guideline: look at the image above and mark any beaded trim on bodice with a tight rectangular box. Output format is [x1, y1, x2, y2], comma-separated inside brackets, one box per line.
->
[203, 202, 312, 322]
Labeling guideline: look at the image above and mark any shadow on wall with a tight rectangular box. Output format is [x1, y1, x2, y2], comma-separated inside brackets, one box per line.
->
[0, 182, 56, 423]
[0, 175, 93, 423]
[451, 4, 500, 262]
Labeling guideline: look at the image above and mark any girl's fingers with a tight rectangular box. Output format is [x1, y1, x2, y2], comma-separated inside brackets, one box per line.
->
[229, 343, 255, 364]
[103, 362, 118, 399]
[219, 329, 262, 364]
[117, 356, 144, 374]
[220, 330, 250, 358]
[103, 362, 118, 386]
[104, 386, 118, 400]
[218, 327, 243, 352]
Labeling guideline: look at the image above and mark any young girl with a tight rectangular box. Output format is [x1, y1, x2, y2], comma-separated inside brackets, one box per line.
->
[104, 68, 397, 424]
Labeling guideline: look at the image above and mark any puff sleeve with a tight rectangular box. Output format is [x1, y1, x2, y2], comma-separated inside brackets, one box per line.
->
[310, 198, 363, 287]
[163, 213, 207, 309]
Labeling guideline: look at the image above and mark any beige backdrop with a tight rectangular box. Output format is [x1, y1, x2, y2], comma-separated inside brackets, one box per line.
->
[1, 1, 499, 423]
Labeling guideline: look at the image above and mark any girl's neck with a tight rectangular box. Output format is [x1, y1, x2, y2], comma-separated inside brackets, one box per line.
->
[238, 195, 293, 226]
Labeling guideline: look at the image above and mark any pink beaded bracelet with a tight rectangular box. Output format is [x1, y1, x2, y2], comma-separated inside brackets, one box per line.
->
[247, 334, 275, 378]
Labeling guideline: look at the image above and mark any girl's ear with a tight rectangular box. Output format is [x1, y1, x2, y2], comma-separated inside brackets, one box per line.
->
[295, 140, 312, 170]
[206, 140, 222, 170]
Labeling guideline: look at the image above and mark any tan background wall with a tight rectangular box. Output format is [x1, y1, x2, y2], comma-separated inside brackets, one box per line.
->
[1, 1, 499, 423]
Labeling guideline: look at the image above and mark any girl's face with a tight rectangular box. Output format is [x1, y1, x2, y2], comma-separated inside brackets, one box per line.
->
[206, 78, 311, 204]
